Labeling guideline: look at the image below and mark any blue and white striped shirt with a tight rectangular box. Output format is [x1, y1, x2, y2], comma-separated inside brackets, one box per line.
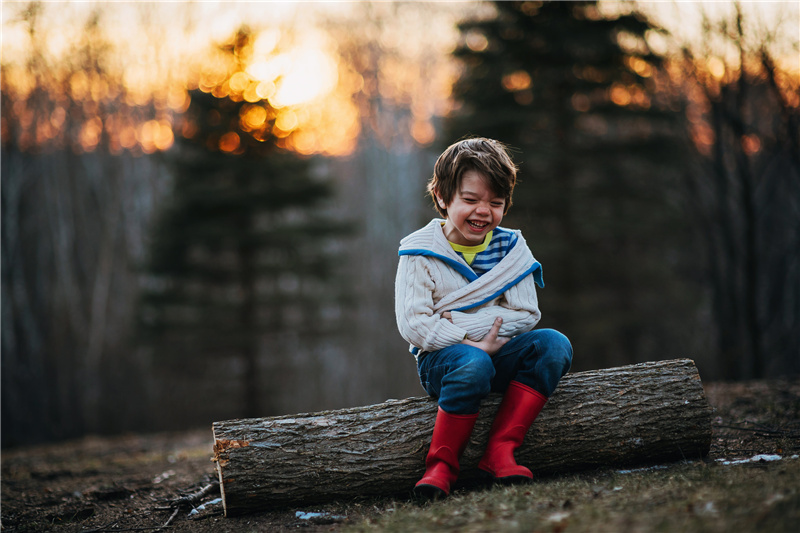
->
[451, 227, 518, 276]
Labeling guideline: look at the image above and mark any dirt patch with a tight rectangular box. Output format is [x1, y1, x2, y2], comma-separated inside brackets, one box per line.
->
[704, 379, 799, 458]
[2, 378, 798, 532]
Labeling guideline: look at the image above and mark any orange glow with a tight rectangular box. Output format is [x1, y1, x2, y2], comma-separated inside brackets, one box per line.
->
[273, 110, 297, 132]
[690, 123, 715, 156]
[167, 87, 191, 113]
[180, 120, 198, 140]
[626, 56, 653, 78]
[637, 0, 799, 78]
[79, 117, 103, 151]
[219, 132, 241, 153]
[707, 57, 726, 80]
[411, 119, 435, 146]
[630, 86, 651, 108]
[183, 24, 365, 156]
[1, 2, 473, 156]
[70, 71, 90, 100]
[255, 81, 276, 101]
[502, 70, 532, 92]
[741, 134, 761, 155]
[50, 107, 67, 129]
[240, 105, 268, 131]
[119, 125, 137, 150]
[6, 1, 792, 160]
[138, 119, 174, 153]
[610, 84, 632, 106]
[1, 23, 359, 156]
[608, 83, 651, 109]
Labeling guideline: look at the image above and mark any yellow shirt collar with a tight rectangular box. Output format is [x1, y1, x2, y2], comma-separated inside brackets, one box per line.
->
[448, 231, 493, 265]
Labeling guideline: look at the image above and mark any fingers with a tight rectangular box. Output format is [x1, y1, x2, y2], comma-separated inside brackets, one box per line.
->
[486, 317, 502, 339]
[487, 318, 509, 354]
[461, 317, 508, 355]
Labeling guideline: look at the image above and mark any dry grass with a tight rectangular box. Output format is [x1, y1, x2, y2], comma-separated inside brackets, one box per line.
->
[2, 378, 797, 532]
[345, 378, 800, 533]
[346, 458, 800, 532]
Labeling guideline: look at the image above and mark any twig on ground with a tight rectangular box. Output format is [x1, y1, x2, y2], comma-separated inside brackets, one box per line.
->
[81, 520, 119, 533]
[83, 527, 170, 533]
[172, 481, 219, 507]
[161, 507, 180, 529]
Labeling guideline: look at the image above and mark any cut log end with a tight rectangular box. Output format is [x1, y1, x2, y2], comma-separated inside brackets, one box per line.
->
[213, 358, 712, 516]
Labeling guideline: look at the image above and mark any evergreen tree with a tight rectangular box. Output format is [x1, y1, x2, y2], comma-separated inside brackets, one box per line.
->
[447, 1, 695, 368]
[139, 29, 349, 422]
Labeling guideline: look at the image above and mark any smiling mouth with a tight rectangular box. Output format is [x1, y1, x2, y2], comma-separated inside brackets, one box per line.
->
[468, 220, 489, 230]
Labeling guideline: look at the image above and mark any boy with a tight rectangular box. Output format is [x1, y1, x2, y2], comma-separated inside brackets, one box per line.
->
[394, 137, 573, 500]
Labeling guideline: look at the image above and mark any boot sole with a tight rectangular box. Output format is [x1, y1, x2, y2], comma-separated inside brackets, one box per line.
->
[493, 474, 532, 486]
[478, 469, 533, 486]
[413, 483, 448, 501]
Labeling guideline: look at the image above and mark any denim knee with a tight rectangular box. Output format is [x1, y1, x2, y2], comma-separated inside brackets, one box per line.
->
[538, 329, 573, 372]
[444, 347, 494, 392]
[500, 328, 572, 398]
[535, 329, 573, 396]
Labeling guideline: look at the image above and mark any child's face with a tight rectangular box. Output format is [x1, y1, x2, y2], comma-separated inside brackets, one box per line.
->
[436, 169, 505, 246]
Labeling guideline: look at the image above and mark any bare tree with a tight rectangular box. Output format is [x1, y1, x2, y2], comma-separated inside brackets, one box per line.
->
[1, 3, 171, 445]
[678, 3, 800, 379]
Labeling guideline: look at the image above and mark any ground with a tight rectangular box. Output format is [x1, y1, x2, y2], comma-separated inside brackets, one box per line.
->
[2, 377, 798, 532]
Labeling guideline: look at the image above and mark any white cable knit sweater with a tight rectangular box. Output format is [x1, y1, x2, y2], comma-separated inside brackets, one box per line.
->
[395, 219, 543, 359]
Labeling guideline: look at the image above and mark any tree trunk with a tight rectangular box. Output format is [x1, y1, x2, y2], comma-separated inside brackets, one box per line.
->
[212, 358, 712, 516]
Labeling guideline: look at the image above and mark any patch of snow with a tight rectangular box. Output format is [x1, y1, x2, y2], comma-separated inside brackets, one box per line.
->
[546, 512, 570, 522]
[296, 511, 346, 521]
[698, 501, 718, 515]
[188, 498, 222, 516]
[716, 454, 782, 465]
[764, 493, 786, 506]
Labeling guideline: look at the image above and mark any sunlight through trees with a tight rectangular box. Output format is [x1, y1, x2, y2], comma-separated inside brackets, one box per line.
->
[1, 0, 797, 446]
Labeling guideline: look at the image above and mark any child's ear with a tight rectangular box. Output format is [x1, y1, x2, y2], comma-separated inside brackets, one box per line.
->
[434, 190, 447, 209]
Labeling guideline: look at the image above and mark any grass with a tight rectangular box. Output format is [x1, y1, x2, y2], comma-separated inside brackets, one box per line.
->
[345, 457, 800, 533]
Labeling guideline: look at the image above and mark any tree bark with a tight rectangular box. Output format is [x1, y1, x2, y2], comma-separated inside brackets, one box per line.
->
[212, 358, 712, 516]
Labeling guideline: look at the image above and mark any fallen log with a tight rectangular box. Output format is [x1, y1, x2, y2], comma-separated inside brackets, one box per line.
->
[212, 358, 712, 516]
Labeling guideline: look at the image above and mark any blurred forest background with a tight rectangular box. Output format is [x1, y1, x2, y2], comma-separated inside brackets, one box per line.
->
[2, 0, 798, 448]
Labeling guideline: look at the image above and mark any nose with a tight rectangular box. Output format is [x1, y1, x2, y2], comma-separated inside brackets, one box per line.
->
[476, 203, 490, 215]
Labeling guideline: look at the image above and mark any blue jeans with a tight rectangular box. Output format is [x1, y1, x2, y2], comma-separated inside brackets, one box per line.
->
[417, 328, 573, 414]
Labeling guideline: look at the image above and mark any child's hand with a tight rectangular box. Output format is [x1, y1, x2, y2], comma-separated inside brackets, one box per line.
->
[463, 317, 509, 356]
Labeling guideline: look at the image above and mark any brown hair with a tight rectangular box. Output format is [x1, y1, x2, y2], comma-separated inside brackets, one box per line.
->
[427, 137, 518, 217]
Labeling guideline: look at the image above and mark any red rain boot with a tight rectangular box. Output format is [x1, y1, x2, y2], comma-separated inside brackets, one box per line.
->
[478, 381, 547, 484]
[414, 407, 479, 500]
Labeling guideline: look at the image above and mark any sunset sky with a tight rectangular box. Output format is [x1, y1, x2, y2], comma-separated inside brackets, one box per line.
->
[2, 1, 797, 155]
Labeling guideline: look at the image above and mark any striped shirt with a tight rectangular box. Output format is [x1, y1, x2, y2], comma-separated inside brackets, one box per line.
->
[449, 227, 518, 276]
